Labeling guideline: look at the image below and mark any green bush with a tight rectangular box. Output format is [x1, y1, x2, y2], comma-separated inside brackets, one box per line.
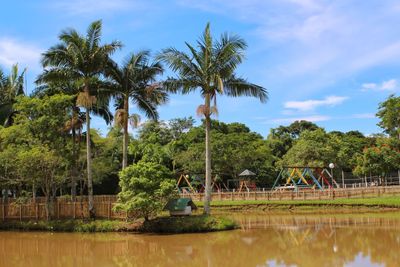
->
[114, 161, 177, 221]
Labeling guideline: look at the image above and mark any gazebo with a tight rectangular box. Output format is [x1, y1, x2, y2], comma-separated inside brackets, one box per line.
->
[238, 169, 257, 192]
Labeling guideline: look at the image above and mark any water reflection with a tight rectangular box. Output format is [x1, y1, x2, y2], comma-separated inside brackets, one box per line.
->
[1, 212, 400, 267]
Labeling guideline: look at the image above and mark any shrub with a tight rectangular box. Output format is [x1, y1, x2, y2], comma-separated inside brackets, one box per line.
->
[114, 161, 177, 221]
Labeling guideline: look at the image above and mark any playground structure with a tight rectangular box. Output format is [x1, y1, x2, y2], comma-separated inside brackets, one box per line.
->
[237, 169, 257, 192]
[272, 166, 340, 191]
[176, 173, 228, 193]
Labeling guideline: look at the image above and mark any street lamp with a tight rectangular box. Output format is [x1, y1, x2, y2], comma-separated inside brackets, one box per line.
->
[329, 163, 335, 188]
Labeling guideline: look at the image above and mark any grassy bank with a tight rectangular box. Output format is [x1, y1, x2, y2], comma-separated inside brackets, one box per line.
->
[195, 196, 400, 210]
[0, 215, 237, 233]
[140, 215, 238, 233]
[0, 219, 135, 232]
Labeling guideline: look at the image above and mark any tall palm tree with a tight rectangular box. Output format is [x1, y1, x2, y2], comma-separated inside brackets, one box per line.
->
[34, 81, 112, 201]
[106, 51, 167, 169]
[158, 23, 268, 214]
[0, 64, 26, 126]
[36, 20, 121, 217]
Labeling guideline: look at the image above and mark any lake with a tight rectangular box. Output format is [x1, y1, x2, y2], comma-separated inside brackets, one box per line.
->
[1, 211, 400, 267]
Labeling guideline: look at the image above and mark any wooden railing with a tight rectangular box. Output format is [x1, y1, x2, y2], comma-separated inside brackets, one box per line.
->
[1, 186, 400, 221]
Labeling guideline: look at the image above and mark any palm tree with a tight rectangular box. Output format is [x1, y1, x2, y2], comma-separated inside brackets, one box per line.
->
[36, 20, 121, 217]
[105, 51, 167, 169]
[158, 23, 268, 214]
[0, 64, 26, 126]
[34, 81, 112, 201]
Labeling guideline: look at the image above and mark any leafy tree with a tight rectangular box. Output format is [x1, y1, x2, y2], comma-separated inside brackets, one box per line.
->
[377, 94, 400, 139]
[0, 64, 26, 126]
[115, 161, 177, 221]
[354, 138, 400, 183]
[37, 20, 121, 217]
[0, 94, 72, 204]
[18, 145, 65, 220]
[280, 129, 336, 167]
[158, 23, 267, 214]
[267, 120, 321, 159]
[106, 50, 167, 169]
[173, 121, 275, 185]
[169, 117, 195, 140]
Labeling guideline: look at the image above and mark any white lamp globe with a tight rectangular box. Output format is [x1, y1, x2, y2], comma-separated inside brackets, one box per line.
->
[329, 163, 335, 169]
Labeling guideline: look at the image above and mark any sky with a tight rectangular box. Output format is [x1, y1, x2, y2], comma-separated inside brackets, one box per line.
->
[1, 0, 400, 137]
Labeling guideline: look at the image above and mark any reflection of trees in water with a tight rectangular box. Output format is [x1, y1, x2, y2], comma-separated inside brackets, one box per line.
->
[1, 214, 400, 267]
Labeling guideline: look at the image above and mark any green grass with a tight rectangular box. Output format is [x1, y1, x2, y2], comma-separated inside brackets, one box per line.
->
[0, 219, 132, 232]
[140, 215, 238, 233]
[195, 196, 400, 208]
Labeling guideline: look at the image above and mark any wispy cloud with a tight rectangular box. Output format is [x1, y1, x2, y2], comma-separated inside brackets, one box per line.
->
[361, 79, 398, 92]
[0, 38, 42, 70]
[350, 113, 376, 119]
[260, 112, 375, 125]
[179, 0, 400, 95]
[284, 95, 348, 112]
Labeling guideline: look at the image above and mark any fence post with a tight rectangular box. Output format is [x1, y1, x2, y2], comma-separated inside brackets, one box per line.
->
[57, 202, 60, 219]
[73, 202, 76, 219]
[19, 205, 22, 221]
[35, 204, 39, 220]
[2, 204, 5, 221]
[108, 202, 112, 219]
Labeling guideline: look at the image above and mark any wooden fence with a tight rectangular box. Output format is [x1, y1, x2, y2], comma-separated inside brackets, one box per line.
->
[1, 186, 400, 221]
[182, 185, 400, 202]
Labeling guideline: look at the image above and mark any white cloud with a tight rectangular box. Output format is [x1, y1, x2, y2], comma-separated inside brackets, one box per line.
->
[350, 113, 375, 119]
[284, 95, 348, 111]
[53, 0, 142, 15]
[361, 79, 398, 91]
[0, 38, 42, 70]
[178, 1, 400, 96]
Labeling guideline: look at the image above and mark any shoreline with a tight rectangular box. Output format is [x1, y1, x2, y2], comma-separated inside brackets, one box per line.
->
[0, 215, 238, 234]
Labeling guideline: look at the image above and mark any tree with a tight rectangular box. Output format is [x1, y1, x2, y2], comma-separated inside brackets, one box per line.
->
[106, 51, 167, 169]
[18, 146, 65, 220]
[354, 138, 400, 184]
[0, 64, 26, 126]
[267, 120, 321, 159]
[37, 20, 121, 217]
[158, 23, 268, 214]
[0, 94, 73, 205]
[280, 129, 336, 167]
[115, 161, 177, 221]
[377, 94, 400, 139]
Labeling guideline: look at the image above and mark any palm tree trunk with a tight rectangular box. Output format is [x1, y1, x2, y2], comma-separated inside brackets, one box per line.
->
[71, 109, 77, 201]
[122, 97, 129, 169]
[204, 94, 212, 215]
[86, 107, 95, 218]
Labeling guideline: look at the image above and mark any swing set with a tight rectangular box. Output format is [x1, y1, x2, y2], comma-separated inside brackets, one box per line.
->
[272, 166, 339, 191]
[176, 173, 228, 193]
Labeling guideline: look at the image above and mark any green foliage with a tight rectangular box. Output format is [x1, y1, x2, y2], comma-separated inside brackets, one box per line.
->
[0, 220, 129, 232]
[0, 64, 26, 126]
[280, 129, 336, 167]
[267, 120, 321, 159]
[140, 215, 238, 233]
[115, 161, 177, 220]
[354, 138, 400, 177]
[377, 94, 400, 139]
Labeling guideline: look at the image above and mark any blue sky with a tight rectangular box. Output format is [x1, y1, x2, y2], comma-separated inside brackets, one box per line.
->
[1, 0, 400, 137]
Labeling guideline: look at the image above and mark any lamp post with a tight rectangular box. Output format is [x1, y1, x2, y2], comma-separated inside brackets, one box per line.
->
[329, 163, 335, 189]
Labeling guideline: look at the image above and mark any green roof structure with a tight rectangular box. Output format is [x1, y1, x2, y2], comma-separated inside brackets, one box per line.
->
[164, 198, 197, 212]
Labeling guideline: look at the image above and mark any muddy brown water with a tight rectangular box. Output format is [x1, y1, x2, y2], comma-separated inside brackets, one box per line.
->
[1, 211, 400, 267]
